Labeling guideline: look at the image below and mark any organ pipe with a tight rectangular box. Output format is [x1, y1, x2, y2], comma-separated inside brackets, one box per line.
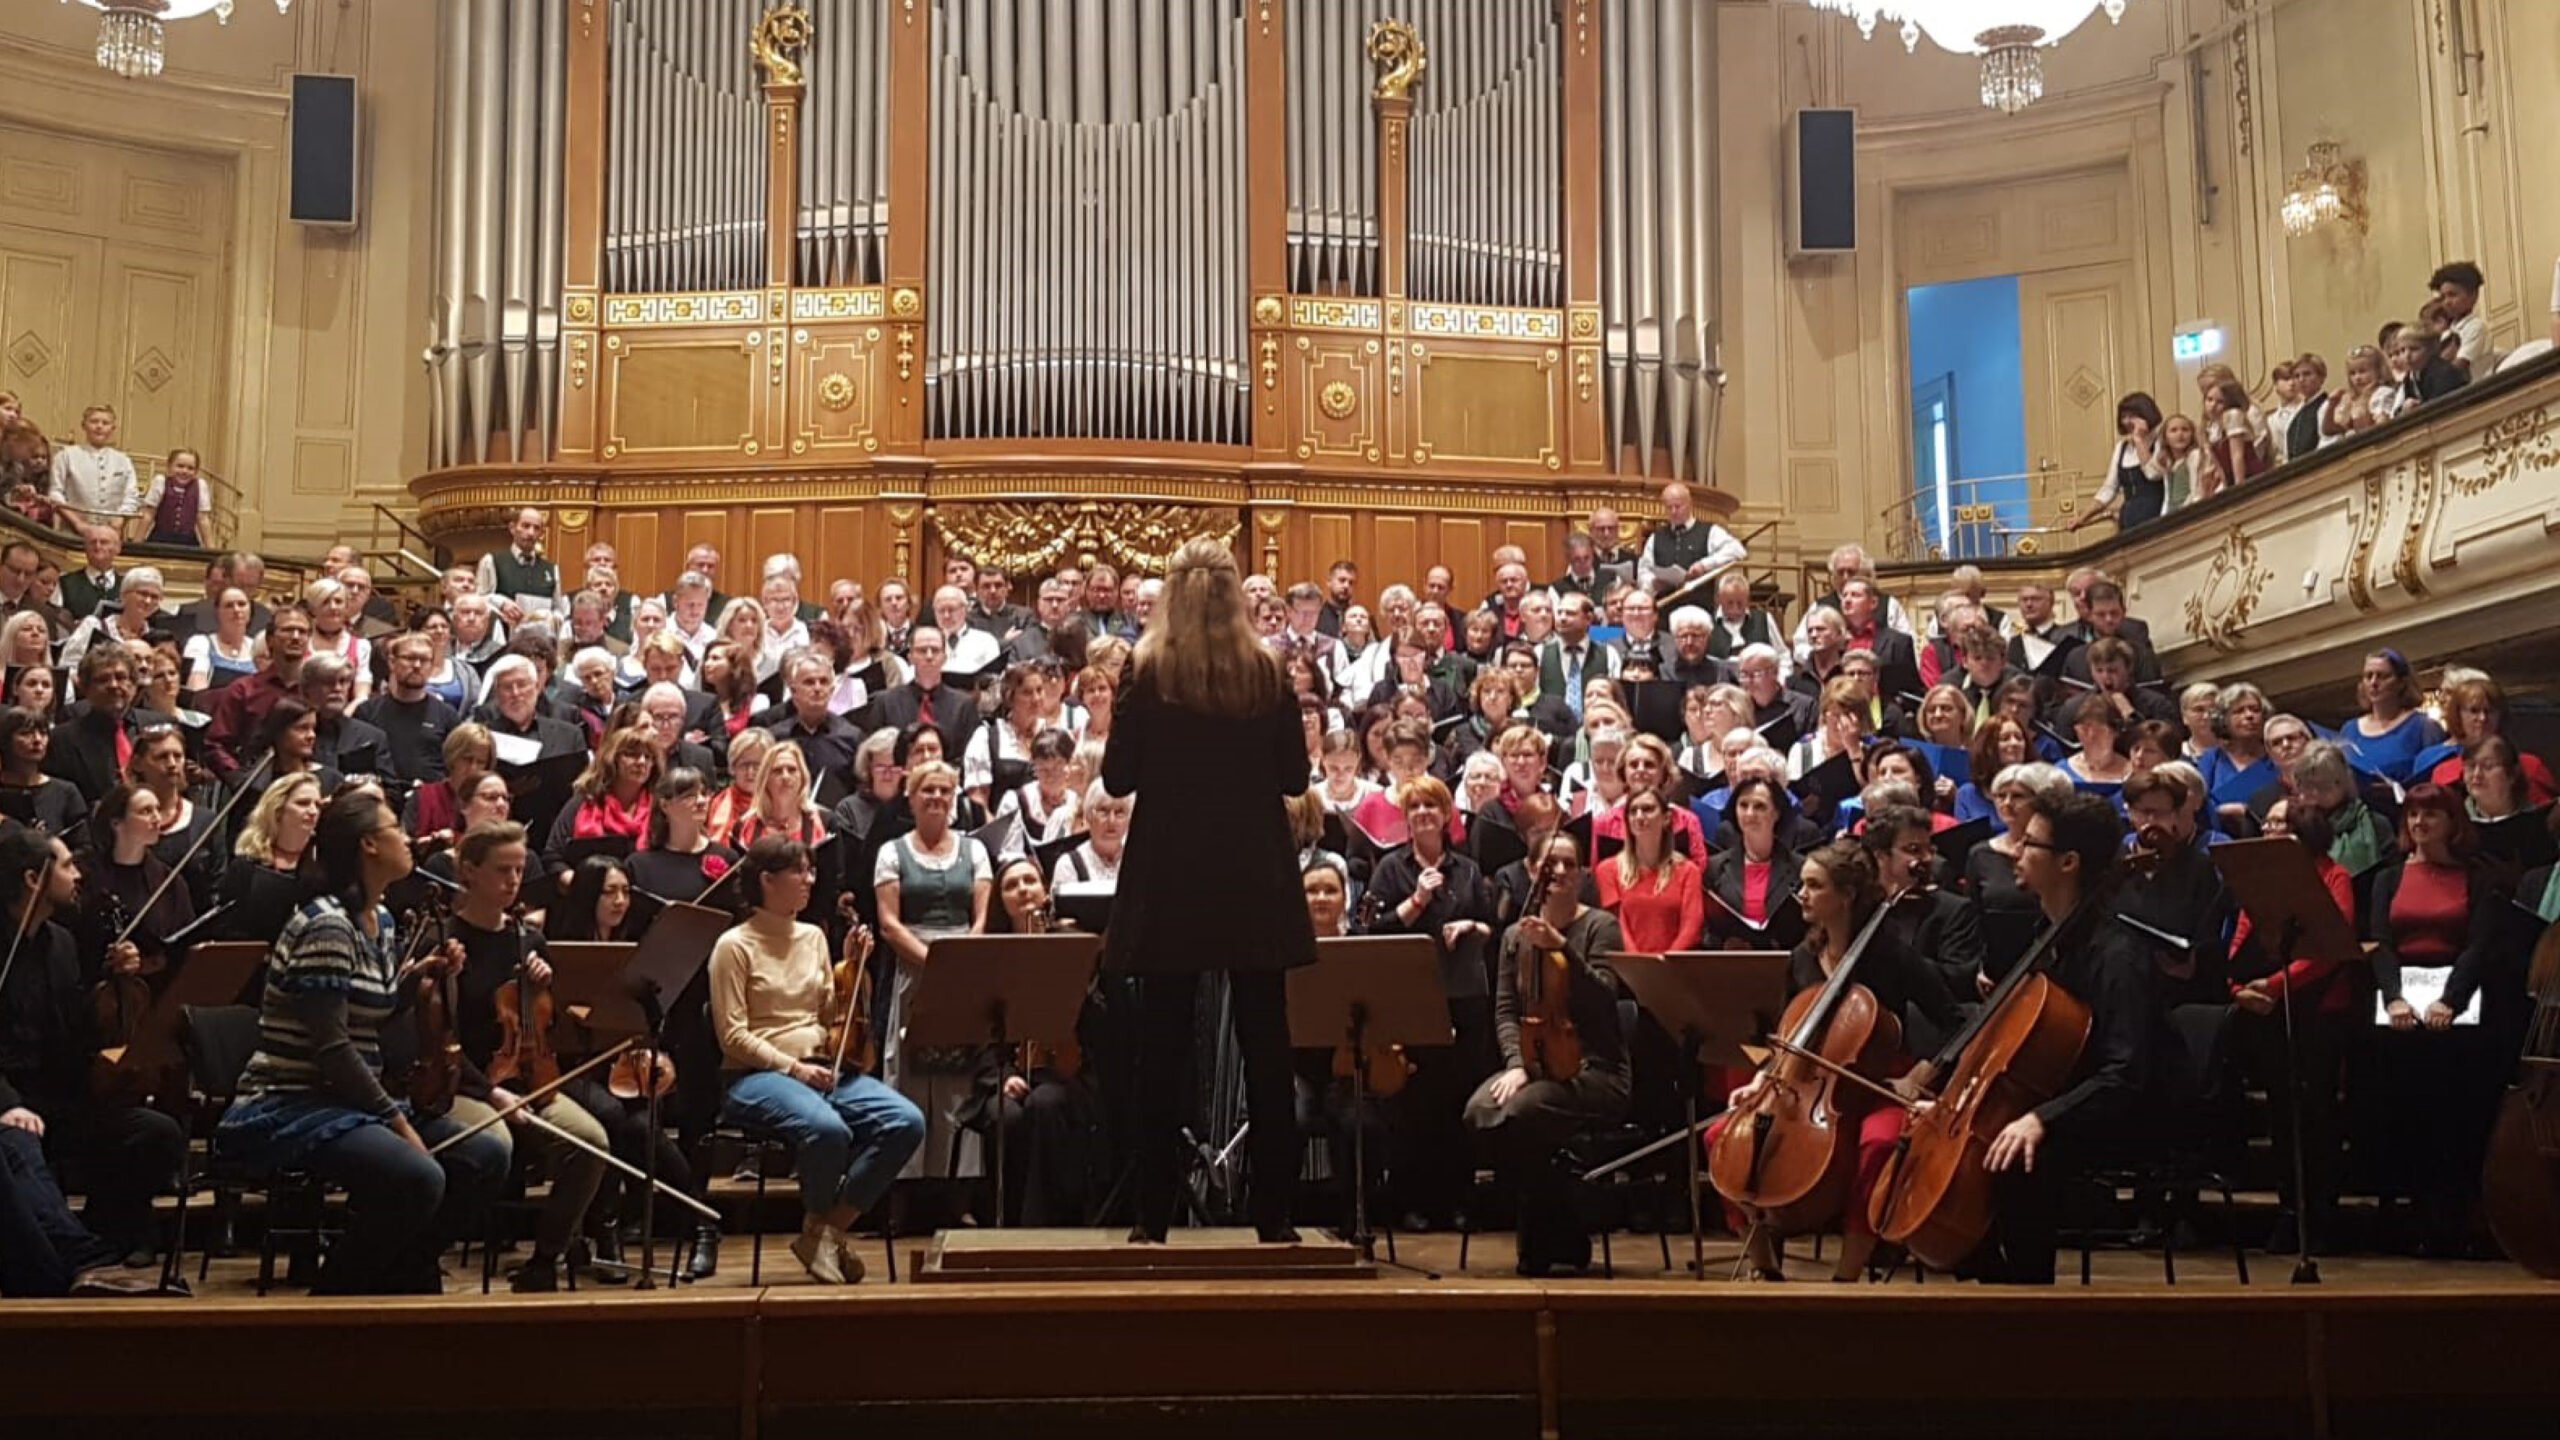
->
[1599, 0, 1720, 483]
[797, 0, 891, 286]
[605, 0, 770, 294]
[427, 0, 568, 469]
[925, 0, 1249, 445]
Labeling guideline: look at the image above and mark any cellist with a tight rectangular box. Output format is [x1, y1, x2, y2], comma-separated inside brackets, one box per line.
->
[1462, 832, 1627, 1277]
[442, 820, 608, 1292]
[1921, 791, 2158, 1284]
[1709, 841, 1960, 1281]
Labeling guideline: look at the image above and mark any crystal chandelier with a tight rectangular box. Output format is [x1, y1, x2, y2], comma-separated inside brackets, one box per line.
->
[2280, 142, 2366, 239]
[64, 1, 295, 81]
[1805, 1, 2131, 114]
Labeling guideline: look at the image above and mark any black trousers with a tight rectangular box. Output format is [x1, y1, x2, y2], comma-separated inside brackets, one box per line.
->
[1132, 970, 1296, 1235]
[0, 1127, 119, 1297]
[2232, 1004, 2346, 1246]
[32, 1098, 185, 1258]
[1393, 995, 1499, 1223]
[558, 1076, 702, 1232]
[994, 1074, 1108, 1226]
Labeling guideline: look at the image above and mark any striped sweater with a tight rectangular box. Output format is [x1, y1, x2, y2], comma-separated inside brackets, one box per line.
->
[236, 896, 403, 1116]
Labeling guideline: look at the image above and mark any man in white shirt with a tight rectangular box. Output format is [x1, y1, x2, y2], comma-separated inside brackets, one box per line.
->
[47, 405, 138, 527]
[757, 574, 811, 679]
[666, 570, 719, 663]
[933, 584, 1000, 680]
[1638, 482, 1749, 596]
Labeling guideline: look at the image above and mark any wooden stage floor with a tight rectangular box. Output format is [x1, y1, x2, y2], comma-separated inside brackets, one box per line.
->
[5, 1230, 2556, 1440]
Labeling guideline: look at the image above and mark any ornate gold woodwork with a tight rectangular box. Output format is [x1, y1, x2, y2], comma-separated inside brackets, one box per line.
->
[932, 500, 1243, 578]
[2178, 526, 2272, 654]
[750, 8, 813, 87]
[1365, 20, 1426, 102]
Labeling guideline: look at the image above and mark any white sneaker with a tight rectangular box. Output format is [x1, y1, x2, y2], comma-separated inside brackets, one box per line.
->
[790, 1226, 848, 1284]
[831, 1235, 870, 1285]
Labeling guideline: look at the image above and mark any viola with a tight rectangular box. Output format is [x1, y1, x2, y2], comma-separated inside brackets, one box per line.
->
[1865, 884, 2107, 1271]
[486, 905, 561, 1094]
[1516, 852, 1584, 1083]
[608, 1047, 678, 1101]
[2484, 918, 2560, 1278]
[1707, 889, 1903, 1235]
[89, 889, 164, 1108]
[401, 894, 464, 1121]
[820, 894, 879, 1078]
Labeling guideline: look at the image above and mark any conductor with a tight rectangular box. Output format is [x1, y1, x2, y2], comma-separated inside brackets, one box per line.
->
[1100, 537, 1316, 1244]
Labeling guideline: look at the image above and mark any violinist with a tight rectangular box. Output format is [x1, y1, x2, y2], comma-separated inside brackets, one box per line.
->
[440, 821, 609, 1291]
[1462, 832, 1626, 1276]
[710, 835, 925, 1284]
[1709, 841, 1959, 1281]
[0, 829, 184, 1268]
[1936, 791, 2153, 1284]
[76, 785, 198, 1112]
[1364, 775, 1495, 1230]
[2114, 769, 2234, 1006]
[1861, 803, 1987, 1040]
[216, 773, 323, 946]
[213, 790, 511, 1295]
[978, 855, 1107, 1225]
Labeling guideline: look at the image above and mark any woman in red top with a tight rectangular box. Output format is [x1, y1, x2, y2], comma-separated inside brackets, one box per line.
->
[2368, 784, 2508, 1256]
[2430, 674, 2557, 803]
[2226, 798, 2355, 1255]
[1595, 786, 1702, 954]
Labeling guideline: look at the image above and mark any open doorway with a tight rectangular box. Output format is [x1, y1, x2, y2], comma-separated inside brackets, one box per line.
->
[1905, 275, 2026, 559]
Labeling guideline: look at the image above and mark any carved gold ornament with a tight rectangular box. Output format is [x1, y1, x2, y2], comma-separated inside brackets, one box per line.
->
[818, 372, 856, 412]
[933, 501, 1241, 577]
[2179, 525, 2272, 653]
[2454, 406, 2557, 495]
[750, 7, 813, 87]
[1366, 19, 1426, 101]
[890, 286, 923, 319]
[1319, 381, 1359, 420]
[1252, 294, 1286, 328]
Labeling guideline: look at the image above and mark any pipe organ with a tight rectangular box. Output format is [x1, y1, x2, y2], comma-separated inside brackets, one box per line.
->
[414, 0, 1731, 601]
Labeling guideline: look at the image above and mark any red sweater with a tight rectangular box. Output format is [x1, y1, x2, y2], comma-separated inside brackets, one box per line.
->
[2229, 853, 2356, 1015]
[1598, 853, 1704, 954]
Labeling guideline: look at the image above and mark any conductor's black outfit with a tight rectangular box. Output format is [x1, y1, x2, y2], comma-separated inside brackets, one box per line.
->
[1101, 666, 1316, 1241]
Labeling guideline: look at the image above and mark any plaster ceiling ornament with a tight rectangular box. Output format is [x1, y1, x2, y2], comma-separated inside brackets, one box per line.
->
[1805, 1, 2130, 114]
[67, 1, 295, 80]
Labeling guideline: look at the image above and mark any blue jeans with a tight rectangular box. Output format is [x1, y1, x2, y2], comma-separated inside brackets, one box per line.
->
[300, 1112, 511, 1295]
[0, 1127, 119, 1297]
[722, 1070, 924, 1219]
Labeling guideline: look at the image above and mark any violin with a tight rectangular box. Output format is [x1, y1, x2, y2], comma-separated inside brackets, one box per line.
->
[1516, 851, 1584, 1083]
[1017, 895, 1086, 1080]
[486, 904, 561, 1094]
[1332, 882, 1411, 1096]
[2484, 918, 2560, 1278]
[1706, 889, 1903, 1235]
[401, 893, 464, 1121]
[1864, 882, 2108, 1271]
[89, 888, 162, 1107]
[819, 893, 878, 1078]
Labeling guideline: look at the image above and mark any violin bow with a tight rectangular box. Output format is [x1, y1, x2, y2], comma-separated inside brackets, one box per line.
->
[0, 853, 55, 998]
[111, 749, 276, 950]
[1754, 1034, 1916, 1111]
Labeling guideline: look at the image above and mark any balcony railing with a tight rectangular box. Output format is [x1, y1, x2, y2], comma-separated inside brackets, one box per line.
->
[1878, 465, 2104, 564]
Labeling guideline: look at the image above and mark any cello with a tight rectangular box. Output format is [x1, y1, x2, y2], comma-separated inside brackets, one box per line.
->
[1706, 887, 1904, 1235]
[2484, 917, 2560, 1279]
[1864, 881, 2111, 1271]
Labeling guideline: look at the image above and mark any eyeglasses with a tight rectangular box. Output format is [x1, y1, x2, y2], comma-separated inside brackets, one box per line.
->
[2017, 836, 2059, 852]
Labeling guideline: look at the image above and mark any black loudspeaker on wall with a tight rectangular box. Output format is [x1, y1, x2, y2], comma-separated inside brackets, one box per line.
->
[1788, 107, 1856, 256]
[290, 73, 361, 229]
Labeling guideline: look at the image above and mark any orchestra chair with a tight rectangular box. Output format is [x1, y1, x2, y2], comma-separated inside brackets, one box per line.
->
[697, 1120, 899, 1284]
[174, 1004, 340, 1295]
[470, 1159, 578, 1295]
[2061, 1002, 2252, 1285]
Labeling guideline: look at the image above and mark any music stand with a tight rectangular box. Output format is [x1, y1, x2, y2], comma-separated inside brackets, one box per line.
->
[905, 933, 1104, 1228]
[618, 903, 729, 1287]
[1286, 935, 1452, 1276]
[1594, 949, 1794, 1281]
[2213, 837, 2361, 1283]
[108, 941, 270, 1081]
[544, 941, 641, 1053]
